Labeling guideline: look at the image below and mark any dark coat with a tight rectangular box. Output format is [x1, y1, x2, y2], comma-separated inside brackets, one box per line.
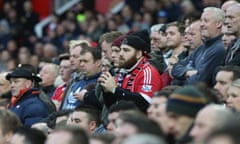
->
[171, 35, 226, 87]
[9, 88, 49, 126]
[224, 38, 240, 66]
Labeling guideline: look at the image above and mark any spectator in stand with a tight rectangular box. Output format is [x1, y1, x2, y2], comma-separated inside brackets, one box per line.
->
[39, 63, 59, 98]
[183, 25, 191, 50]
[171, 7, 226, 87]
[121, 5, 134, 28]
[0, 72, 11, 100]
[0, 109, 22, 144]
[6, 8, 22, 41]
[0, 99, 9, 110]
[7, 58, 17, 71]
[182, 11, 201, 27]
[0, 72, 11, 109]
[221, 0, 239, 13]
[190, 104, 234, 144]
[46, 126, 89, 144]
[21, 0, 39, 35]
[226, 79, 240, 111]
[187, 20, 202, 53]
[172, 21, 202, 85]
[204, 119, 240, 144]
[90, 133, 115, 144]
[147, 86, 180, 136]
[42, 43, 58, 63]
[6, 39, 18, 58]
[149, 24, 168, 74]
[18, 46, 32, 65]
[147, 86, 181, 144]
[47, 13, 59, 32]
[1, 2, 12, 18]
[223, 4, 240, 66]
[180, 0, 198, 25]
[86, 16, 104, 42]
[59, 40, 90, 110]
[6, 67, 49, 126]
[221, 24, 236, 50]
[113, 110, 163, 144]
[33, 41, 44, 59]
[10, 127, 46, 144]
[165, 21, 188, 85]
[214, 66, 240, 103]
[67, 105, 101, 135]
[201, 0, 221, 8]
[55, 24, 68, 54]
[29, 55, 41, 73]
[15, 64, 57, 114]
[99, 31, 123, 63]
[122, 134, 166, 144]
[70, 40, 91, 79]
[99, 30, 163, 112]
[61, 46, 101, 110]
[165, 21, 188, 73]
[166, 86, 207, 144]
[111, 35, 127, 70]
[79, 34, 129, 129]
[106, 100, 138, 132]
[0, 18, 11, 49]
[52, 53, 71, 110]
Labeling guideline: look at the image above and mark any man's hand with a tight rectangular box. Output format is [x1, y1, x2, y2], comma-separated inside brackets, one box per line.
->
[98, 71, 117, 93]
[185, 70, 198, 77]
[73, 89, 87, 101]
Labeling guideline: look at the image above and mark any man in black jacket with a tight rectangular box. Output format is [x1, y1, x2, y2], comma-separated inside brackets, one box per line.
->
[224, 4, 240, 65]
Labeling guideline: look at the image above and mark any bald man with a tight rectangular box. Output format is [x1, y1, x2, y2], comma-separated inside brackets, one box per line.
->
[221, 0, 238, 13]
[190, 104, 234, 144]
[224, 4, 240, 65]
[39, 63, 59, 98]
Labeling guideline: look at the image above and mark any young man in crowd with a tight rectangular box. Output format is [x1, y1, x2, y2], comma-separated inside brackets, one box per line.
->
[99, 30, 163, 112]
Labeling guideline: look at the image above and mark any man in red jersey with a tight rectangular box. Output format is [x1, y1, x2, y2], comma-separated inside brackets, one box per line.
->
[99, 30, 163, 111]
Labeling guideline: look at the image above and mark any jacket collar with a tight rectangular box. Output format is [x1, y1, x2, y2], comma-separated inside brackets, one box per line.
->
[203, 34, 222, 47]
[10, 88, 40, 107]
[84, 72, 101, 80]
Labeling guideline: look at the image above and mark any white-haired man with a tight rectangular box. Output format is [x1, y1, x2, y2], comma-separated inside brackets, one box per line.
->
[171, 7, 226, 86]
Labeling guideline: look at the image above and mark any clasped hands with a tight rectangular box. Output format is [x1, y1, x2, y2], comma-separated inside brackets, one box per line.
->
[98, 71, 117, 93]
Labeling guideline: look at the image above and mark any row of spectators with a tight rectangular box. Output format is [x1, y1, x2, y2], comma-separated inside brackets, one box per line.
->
[1, 0, 240, 144]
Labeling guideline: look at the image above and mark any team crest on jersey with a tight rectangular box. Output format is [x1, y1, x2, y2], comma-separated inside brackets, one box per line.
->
[142, 85, 152, 92]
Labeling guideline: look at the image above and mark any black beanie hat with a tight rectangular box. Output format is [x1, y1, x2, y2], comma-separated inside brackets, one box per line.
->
[166, 86, 207, 118]
[130, 29, 151, 53]
[122, 35, 149, 52]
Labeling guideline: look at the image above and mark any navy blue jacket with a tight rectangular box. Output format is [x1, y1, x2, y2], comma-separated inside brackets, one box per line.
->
[171, 35, 226, 87]
[9, 88, 49, 126]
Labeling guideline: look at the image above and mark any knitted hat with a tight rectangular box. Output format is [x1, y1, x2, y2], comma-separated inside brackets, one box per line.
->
[112, 35, 126, 48]
[122, 35, 148, 52]
[130, 29, 151, 53]
[166, 86, 207, 118]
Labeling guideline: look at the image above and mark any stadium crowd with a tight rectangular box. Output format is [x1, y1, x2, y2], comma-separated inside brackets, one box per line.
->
[1, 0, 240, 144]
